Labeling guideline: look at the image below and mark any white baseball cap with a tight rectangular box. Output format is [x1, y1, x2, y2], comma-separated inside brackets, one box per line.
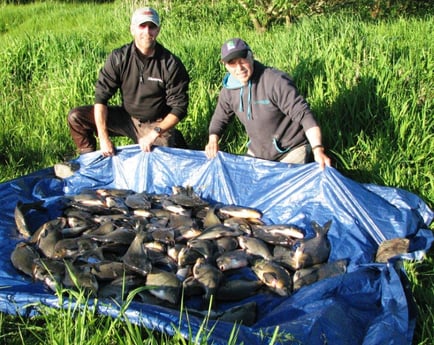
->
[131, 7, 160, 27]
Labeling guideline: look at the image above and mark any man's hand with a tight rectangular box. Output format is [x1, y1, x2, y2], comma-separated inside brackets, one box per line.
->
[205, 134, 220, 159]
[312, 146, 332, 170]
[100, 137, 116, 157]
[138, 130, 160, 152]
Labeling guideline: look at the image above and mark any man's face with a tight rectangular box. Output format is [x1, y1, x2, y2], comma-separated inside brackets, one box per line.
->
[224, 55, 254, 85]
[131, 22, 160, 51]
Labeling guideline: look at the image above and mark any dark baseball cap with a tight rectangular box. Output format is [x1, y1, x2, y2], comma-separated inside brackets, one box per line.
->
[221, 38, 251, 63]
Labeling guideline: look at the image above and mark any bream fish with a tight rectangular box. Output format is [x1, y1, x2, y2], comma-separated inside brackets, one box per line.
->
[293, 259, 348, 290]
[14, 200, 46, 238]
[251, 259, 292, 296]
[375, 237, 410, 263]
[10, 185, 345, 322]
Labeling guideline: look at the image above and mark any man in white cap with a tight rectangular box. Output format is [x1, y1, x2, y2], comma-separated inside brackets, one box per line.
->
[67, 7, 190, 156]
[205, 38, 331, 170]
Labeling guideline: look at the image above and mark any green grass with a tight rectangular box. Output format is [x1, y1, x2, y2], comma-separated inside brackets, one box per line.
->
[0, 1, 433, 344]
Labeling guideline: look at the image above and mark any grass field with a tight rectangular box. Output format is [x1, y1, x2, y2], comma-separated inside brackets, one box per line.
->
[0, 1, 433, 344]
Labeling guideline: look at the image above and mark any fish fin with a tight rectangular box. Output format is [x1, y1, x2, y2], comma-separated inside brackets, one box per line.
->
[311, 220, 332, 236]
[262, 272, 278, 285]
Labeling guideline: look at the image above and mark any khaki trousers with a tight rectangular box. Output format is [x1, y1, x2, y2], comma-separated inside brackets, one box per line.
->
[247, 144, 311, 164]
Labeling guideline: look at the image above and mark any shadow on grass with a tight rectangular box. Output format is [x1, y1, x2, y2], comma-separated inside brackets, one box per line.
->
[294, 59, 391, 185]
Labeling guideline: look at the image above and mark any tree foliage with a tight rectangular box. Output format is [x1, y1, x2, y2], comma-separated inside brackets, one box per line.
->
[1, 0, 432, 28]
[236, 0, 434, 31]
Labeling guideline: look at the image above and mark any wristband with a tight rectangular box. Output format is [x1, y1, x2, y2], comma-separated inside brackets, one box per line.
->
[312, 145, 324, 151]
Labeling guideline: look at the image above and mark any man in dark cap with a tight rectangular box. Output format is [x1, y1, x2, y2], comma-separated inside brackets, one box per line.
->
[205, 38, 331, 169]
[68, 7, 190, 156]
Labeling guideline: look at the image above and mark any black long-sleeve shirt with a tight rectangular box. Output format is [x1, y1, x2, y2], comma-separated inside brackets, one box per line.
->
[95, 41, 189, 122]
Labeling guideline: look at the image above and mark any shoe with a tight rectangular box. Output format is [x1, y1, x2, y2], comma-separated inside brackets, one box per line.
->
[54, 162, 80, 179]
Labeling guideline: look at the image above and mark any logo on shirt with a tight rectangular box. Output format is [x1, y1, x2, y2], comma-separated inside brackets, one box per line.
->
[148, 77, 163, 83]
[254, 99, 270, 105]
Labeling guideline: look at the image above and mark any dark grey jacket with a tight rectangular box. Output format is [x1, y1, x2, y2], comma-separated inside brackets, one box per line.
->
[209, 61, 318, 161]
[95, 41, 189, 122]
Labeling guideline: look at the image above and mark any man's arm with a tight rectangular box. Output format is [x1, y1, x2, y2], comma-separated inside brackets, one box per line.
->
[94, 103, 116, 156]
[205, 89, 235, 159]
[305, 126, 331, 170]
[205, 134, 220, 159]
[164, 55, 190, 121]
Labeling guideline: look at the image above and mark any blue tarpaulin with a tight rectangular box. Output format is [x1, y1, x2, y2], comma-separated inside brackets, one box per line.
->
[0, 145, 433, 345]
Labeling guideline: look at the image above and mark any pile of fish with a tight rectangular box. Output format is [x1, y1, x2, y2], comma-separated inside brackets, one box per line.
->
[11, 186, 347, 325]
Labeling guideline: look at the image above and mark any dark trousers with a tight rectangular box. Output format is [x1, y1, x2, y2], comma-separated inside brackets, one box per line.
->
[67, 105, 187, 154]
